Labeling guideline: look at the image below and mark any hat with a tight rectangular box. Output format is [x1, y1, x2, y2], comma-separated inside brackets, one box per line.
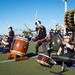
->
[8, 26, 12, 30]
[35, 21, 41, 25]
[5, 35, 8, 39]
[50, 29, 54, 31]
[63, 35, 70, 39]
[50, 29, 54, 32]
[56, 23, 59, 26]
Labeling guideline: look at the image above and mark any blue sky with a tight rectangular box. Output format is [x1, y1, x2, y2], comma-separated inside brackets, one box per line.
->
[0, 0, 75, 35]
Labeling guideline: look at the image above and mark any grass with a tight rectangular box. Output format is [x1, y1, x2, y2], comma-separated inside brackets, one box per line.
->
[0, 42, 75, 75]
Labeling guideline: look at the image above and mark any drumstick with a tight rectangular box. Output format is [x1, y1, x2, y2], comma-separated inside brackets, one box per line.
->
[24, 23, 29, 31]
[35, 9, 38, 19]
[6, 19, 11, 28]
[24, 23, 32, 35]
[51, 19, 58, 24]
[51, 19, 64, 27]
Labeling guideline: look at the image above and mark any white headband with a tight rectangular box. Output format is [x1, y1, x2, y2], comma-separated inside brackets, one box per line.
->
[63, 36, 70, 38]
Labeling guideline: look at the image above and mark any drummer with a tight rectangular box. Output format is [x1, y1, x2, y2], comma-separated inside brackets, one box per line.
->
[32, 18, 49, 56]
[28, 23, 40, 41]
[8, 26, 15, 44]
[50, 35, 74, 68]
[47, 24, 63, 55]
[57, 35, 74, 57]
[55, 24, 63, 38]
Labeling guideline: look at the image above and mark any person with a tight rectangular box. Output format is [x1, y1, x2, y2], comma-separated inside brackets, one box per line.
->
[0, 36, 11, 54]
[57, 35, 74, 57]
[47, 29, 54, 50]
[28, 24, 40, 41]
[47, 24, 63, 56]
[8, 26, 15, 44]
[50, 35, 75, 69]
[32, 18, 49, 56]
[54, 24, 63, 39]
[49, 29, 54, 39]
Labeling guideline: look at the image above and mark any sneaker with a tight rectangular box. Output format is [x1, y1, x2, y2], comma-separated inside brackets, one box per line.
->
[53, 61, 57, 65]
[49, 61, 57, 68]
[49, 62, 54, 68]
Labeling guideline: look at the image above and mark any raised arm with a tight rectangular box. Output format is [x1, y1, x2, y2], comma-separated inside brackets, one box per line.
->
[35, 18, 43, 28]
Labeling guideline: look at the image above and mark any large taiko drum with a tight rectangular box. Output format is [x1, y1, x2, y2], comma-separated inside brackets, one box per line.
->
[11, 37, 29, 56]
[64, 10, 75, 30]
[36, 54, 51, 66]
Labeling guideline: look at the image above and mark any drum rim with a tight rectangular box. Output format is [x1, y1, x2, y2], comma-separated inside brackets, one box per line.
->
[10, 50, 25, 56]
[36, 59, 50, 66]
[14, 37, 28, 42]
[38, 53, 51, 59]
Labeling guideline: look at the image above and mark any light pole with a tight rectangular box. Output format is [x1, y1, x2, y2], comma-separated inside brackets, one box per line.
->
[63, 0, 68, 12]
[63, 0, 68, 34]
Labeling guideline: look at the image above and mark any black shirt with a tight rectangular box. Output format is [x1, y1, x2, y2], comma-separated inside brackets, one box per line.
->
[59, 43, 74, 57]
[55, 30, 63, 38]
[36, 26, 46, 40]
[9, 30, 15, 38]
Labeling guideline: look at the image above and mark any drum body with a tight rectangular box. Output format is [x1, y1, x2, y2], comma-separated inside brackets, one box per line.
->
[36, 54, 51, 66]
[11, 37, 29, 55]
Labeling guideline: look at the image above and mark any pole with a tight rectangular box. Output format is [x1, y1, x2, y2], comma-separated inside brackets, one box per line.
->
[63, 0, 68, 35]
[65, 0, 67, 13]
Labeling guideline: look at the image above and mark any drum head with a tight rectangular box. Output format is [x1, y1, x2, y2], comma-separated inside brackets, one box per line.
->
[51, 34, 62, 51]
[11, 37, 29, 54]
[14, 36, 29, 42]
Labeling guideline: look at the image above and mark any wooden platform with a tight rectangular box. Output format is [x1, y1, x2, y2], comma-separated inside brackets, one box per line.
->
[6, 52, 29, 61]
